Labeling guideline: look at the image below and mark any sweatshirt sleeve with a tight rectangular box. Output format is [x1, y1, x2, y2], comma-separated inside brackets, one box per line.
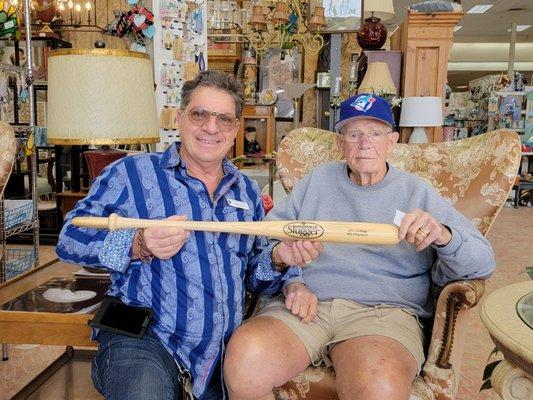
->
[425, 186, 496, 286]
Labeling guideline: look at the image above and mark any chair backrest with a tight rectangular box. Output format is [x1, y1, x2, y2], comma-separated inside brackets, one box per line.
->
[0, 122, 16, 198]
[276, 128, 522, 236]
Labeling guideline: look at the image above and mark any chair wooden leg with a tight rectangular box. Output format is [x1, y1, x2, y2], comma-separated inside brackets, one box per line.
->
[2, 343, 8, 361]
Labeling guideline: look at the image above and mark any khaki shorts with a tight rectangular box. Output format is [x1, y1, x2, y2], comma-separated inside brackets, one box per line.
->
[256, 296, 425, 373]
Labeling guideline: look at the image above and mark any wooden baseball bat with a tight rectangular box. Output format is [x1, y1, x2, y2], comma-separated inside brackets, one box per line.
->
[72, 214, 400, 245]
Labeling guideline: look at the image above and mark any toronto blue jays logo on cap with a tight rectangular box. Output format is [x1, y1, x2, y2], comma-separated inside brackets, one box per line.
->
[351, 94, 376, 112]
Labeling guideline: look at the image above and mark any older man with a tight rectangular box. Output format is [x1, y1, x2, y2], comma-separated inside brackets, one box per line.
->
[56, 70, 322, 400]
[224, 93, 495, 400]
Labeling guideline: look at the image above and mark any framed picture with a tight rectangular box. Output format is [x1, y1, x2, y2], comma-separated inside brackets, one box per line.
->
[259, 48, 302, 120]
[316, 71, 330, 89]
[207, 29, 240, 59]
[312, 0, 362, 33]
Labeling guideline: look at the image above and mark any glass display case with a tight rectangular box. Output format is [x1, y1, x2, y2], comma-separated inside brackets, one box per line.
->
[234, 105, 275, 159]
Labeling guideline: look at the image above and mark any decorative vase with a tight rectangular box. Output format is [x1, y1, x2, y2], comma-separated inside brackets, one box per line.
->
[34, 0, 57, 34]
[356, 16, 387, 51]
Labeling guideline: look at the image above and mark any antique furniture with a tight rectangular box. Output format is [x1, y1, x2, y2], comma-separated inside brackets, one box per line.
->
[480, 281, 533, 400]
[273, 127, 521, 400]
[0, 261, 95, 346]
[392, 11, 463, 143]
[235, 105, 276, 158]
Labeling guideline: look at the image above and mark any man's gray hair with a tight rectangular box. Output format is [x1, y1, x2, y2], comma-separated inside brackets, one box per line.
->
[181, 70, 244, 118]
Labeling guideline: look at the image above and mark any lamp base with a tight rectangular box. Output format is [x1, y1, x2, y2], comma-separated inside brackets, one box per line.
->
[408, 127, 429, 144]
[356, 16, 388, 51]
[84, 149, 127, 184]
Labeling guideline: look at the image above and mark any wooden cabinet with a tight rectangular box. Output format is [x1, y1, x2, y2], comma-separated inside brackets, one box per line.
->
[393, 11, 463, 142]
[234, 105, 276, 158]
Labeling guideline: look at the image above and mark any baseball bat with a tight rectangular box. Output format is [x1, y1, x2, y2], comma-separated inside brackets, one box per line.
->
[72, 214, 400, 245]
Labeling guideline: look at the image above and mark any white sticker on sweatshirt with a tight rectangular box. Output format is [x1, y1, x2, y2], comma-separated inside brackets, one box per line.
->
[394, 209, 406, 227]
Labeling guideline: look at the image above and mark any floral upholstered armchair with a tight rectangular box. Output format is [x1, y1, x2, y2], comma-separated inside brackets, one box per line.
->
[272, 128, 521, 400]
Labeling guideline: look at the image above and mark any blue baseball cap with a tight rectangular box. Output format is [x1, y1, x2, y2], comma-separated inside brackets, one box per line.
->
[334, 93, 395, 132]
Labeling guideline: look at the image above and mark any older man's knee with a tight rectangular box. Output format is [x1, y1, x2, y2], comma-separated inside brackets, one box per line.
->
[338, 364, 414, 400]
[224, 324, 273, 393]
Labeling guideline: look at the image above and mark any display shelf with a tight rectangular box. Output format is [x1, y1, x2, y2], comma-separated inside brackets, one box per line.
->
[5, 220, 38, 238]
[0, 0, 39, 287]
[3, 247, 35, 281]
[234, 105, 276, 159]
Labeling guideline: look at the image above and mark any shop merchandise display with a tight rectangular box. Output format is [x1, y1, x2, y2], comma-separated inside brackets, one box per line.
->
[243, 126, 264, 156]
[154, 0, 207, 149]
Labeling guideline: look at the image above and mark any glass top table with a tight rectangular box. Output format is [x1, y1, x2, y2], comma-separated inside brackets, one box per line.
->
[517, 291, 533, 330]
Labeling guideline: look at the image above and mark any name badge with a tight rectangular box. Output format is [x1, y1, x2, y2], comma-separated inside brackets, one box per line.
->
[227, 198, 250, 210]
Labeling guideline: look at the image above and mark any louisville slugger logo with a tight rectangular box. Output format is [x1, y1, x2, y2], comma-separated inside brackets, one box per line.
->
[283, 222, 324, 239]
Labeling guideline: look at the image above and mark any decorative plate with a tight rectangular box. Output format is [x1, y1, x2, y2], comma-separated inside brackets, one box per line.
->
[259, 88, 277, 106]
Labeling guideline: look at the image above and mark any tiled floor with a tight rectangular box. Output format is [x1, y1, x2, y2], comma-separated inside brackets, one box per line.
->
[3, 206, 533, 399]
[24, 359, 101, 400]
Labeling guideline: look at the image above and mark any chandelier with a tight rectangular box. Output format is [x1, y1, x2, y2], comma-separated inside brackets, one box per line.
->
[11, 0, 97, 33]
[245, 0, 326, 56]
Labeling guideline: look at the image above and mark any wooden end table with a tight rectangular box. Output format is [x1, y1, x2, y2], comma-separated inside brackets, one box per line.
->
[480, 281, 533, 399]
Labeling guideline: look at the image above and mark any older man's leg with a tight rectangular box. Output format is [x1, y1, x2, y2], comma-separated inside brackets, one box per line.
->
[224, 317, 311, 400]
[331, 335, 418, 400]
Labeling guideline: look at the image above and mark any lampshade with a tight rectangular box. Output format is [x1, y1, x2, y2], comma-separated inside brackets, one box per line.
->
[363, 0, 395, 21]
[47, 49, 159, 145]
[358, 62, 396, 95]
[399, 97, 443, 127]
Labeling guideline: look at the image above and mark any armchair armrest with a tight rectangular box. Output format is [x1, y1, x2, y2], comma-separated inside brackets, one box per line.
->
[422, 279, 486, 400]
[430, 279, 486, 368]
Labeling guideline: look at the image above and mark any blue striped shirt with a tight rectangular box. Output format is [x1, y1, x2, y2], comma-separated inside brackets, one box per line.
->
[56, 143, 298, 398]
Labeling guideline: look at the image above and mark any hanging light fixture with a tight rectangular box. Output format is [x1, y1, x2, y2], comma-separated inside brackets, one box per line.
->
[244, 0, 326, 55]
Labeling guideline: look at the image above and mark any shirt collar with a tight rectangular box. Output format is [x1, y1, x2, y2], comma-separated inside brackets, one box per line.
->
[160, 141, 239, 175]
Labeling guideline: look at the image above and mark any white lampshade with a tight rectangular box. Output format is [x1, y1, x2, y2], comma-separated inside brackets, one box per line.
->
[400, 97, 443, 127]
[358, 62, 396, 95]
[47, 49, 159, 145]
[363, 0, 395, 21]
[400, 96, 443, 144]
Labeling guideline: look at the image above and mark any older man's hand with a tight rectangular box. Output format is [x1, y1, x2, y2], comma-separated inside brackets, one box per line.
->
[283, 282, 318, 323]
[141, 215, 191, 260]
[398, 208, 452, 251]
[272, 240, 324, 270]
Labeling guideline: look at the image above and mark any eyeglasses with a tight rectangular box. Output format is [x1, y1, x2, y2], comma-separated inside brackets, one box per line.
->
[185, 107, 239, 132]
[340, 129, 392, 143]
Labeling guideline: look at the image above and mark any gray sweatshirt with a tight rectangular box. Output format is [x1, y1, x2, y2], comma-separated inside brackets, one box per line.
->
[268, 162, 495, 318]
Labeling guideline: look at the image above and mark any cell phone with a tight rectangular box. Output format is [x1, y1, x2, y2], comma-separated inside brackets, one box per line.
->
[90, 296, 153, 339]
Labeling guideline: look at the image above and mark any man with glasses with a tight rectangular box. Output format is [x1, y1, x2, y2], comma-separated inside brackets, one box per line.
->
[56, 70, 322, 400]
[224, 93, 495, 400]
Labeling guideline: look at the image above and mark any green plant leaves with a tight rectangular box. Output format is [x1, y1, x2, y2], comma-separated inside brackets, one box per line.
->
[480, 379, 493, 391]
[482, 360, 502, 381]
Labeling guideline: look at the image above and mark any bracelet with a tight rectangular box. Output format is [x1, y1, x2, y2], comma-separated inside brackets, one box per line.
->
[271, 243, 288, 271]
[137, 229, 154, 264]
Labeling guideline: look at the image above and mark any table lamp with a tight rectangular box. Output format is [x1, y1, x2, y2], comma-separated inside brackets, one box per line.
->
[277, 83, 315, 130]
[47, 48, 159, 191]
[400, 96, 443, 144]
[357, 0, 395, 51]
[358, 61, 396, 95]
